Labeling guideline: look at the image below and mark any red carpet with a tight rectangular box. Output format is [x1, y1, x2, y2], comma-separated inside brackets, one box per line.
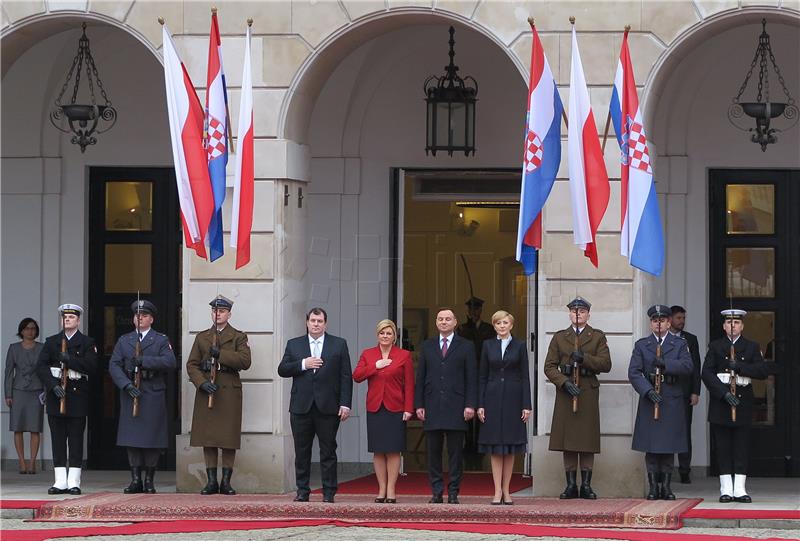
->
[0, 500, 48, 509]
[313, 471, 531, 495]
[3, 518, 793, 541]
[33, 492, 697, 529]
[682, 508, 800, 519]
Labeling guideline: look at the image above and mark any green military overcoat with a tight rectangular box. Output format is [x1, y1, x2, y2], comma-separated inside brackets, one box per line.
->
[544, 324, 611, 453]
[187, 324, 252, 449]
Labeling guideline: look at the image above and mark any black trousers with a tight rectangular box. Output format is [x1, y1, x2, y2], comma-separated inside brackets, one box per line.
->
[426, 429, 465, 496]
[127, 447, 161, 468]
[48, 415, 86, 468]
[712, 423, 750, 475]
[290, 403, 340, 496]
[645, 452, 674, 474]
[677, 402, 694, 475]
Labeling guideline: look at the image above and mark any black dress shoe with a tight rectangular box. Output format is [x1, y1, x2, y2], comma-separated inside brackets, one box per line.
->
[47, 486, 66, 495]
[385, 498, 396, 504]
[447, 494, 459, 504]
[428, 494, 443, 503]
[68, 487, 81, 495]
[293, 494, 309, 502]
[735, 494, 752, 503]
[719, 494, 733, 503]
[322, 495, 335, 503]
[680, 472, 691, 484]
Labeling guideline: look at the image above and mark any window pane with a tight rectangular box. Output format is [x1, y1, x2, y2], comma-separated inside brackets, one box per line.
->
[105, 244, 152, 293]
[726, 247, 774, 298]
[743, 311, 776, 427]
[106, 181, 153, 231]
[726, 184, 774, 234]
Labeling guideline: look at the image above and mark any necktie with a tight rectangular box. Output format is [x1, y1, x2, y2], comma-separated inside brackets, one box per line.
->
[441, 337, 448, 357]
[312, 340, 320, 372]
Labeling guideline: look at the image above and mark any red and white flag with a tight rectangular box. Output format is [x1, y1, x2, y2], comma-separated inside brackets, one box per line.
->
[567, 24, 609, 267]
[162, 24, 214, 258]
[230, 22, 254, 269]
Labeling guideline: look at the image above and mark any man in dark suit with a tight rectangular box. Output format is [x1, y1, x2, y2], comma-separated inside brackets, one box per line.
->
[278, 307, 353, 503]
[415, 308, 477, 504]
[669, 305, 701, 484]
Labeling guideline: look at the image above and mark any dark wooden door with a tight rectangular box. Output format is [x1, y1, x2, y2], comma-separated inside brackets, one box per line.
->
[709, 168, 800, 477]
[87, 167, 181, 470]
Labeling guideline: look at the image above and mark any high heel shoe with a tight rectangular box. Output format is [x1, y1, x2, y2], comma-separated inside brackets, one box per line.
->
[491, 495, 504, 505]
[385, 498, 396, 504]
[374, 497, 386, 503]
[502, 495, 514, 505]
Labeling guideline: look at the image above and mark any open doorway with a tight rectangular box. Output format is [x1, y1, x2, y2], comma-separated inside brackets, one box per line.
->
[396, 169, 531, 472]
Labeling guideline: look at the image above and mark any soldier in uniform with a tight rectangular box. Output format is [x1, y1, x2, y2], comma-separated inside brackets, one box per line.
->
[701, 309, 768, 503]
[544, 297, 611, 499]
[109, 300, 176, 494]
[186, 295, 252, 495]
[628, 305, 693, 500]
[35, 304, 97, 495]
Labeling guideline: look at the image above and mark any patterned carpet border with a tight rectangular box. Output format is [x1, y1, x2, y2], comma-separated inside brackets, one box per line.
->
[34, 493, 700, 530]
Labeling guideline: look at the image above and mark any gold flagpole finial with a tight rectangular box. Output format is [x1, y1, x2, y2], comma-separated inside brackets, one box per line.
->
[158, 17, 165, 25]
[527, 16, 535, 27]
[624, 24, 631, 33]
[211, 6, 217, 14]
[569, 16, 576, 25]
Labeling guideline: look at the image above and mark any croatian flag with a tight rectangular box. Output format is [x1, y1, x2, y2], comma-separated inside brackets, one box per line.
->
[205, 11, 229, 262]
[230, 23, 254, 270]
[162, 24, 214, 258]
[515, 20, 563, 276]
[567, 24, 609, 268]
[610, 30, 664, 276]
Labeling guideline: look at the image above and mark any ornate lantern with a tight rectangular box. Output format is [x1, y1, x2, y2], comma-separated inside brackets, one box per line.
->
[424, 26, 478, 156]
[49, 23, 117, 153]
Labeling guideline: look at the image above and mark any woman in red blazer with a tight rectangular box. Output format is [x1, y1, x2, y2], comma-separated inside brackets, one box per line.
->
[352, 319, 414, 503]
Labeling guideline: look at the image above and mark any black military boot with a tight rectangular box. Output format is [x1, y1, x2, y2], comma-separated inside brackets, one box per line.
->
[219, 467, 237, 495]
[201, 468, 219, 495]
[143, 467, 157, 494]
[579, 470, 597, 499]
[559, 470, 578, 499]
[646, 472, 659, 500]
[123, 467, 143, 494]
[661, 473, 676, 500]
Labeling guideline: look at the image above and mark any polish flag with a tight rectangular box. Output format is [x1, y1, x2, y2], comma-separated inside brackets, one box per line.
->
[162, 24, 214, 258]
[230, 23, 254, 270]
[567, 24, 610, 267]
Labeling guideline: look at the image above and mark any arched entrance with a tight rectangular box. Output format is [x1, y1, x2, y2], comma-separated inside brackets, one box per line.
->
[647, 9, 800, 476]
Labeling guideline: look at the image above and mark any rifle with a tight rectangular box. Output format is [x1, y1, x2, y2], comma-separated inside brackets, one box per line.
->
[132, 292, 142, 418]
[207, 313, 220, 409]
[572, 308, 580, 414]
[59, 314, 68, 415]
[654, 317, 663, 420]
[729, 335, 737, 422]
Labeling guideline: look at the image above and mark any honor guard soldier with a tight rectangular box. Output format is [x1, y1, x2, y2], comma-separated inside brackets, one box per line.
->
[702, 309, 768, 503]
[544, 297, 611, 499]
[187, 295, 251, 495]
[109, 300, 176, 494]
[628, 305, 693, 500]
[36, 304, 97, 495]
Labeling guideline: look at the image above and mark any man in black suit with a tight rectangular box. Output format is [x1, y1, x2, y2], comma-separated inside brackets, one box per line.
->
[278, 307, 353, 503]
[669, 305, 702, 484]
[415, 308, 477, 504]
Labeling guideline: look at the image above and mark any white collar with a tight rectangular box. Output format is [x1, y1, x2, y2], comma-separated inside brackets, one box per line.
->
[729, 335, 741, 344]
[308, 333, 325, 344]
[65, 330, 78, 340]
[439, 333, 454, 342]
[138, 328, 151, 340]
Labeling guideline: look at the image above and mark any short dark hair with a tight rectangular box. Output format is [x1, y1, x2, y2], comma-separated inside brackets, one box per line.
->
[17, 318, 40, 339]
[671, 305, 686, 315]
[435, 307, 457, 319]
[306, 307, 328, 322]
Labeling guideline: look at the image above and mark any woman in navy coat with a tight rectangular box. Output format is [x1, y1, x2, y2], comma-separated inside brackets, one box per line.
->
[476, 310, 532, 504]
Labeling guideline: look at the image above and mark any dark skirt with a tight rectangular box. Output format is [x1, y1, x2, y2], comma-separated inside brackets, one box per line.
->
[478, 443, 527, 456]
[9, 390, 44, 433]
[366, 406, 406, 453]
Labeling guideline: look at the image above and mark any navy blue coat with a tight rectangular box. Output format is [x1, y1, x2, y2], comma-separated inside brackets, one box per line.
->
[36, 331, 97, 418]
[278, 333, 353, 415]
[702, 336, 767, 427]
[477, 337, 531, 446]
[629, 333, 694, 453]
[109, 329, 177, 448]
[414, 334, 477, 432]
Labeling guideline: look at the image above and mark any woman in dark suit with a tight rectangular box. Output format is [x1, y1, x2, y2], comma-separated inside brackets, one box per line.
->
[477, 310, 532, 505]
[4, 318, 45, 474]
[352, 319, 414, 503]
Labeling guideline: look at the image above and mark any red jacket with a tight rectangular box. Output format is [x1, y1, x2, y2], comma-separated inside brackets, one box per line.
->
[352, 345, 414, 413]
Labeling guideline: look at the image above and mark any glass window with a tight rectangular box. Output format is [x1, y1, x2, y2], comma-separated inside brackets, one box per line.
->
[743, 311, 776, 426]
[105, 244, 152, 293]
[726, 247, 774, 298]
[105, 182, 153, 231]
[726, 184, 774, 234]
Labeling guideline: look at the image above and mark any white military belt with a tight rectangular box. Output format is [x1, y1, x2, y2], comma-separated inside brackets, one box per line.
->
[50, 367, 88, 380]
[717, 372, 751, 386]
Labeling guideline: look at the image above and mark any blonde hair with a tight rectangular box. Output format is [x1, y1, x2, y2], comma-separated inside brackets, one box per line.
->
[375, 319, 398, 342]
[491, 310, 515, 325]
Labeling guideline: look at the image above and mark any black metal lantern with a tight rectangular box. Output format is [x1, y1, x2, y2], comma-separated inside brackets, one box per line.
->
[49, 23, 117, 153]
[727, 19, 797, 152]
[424, 26, 478, 157]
